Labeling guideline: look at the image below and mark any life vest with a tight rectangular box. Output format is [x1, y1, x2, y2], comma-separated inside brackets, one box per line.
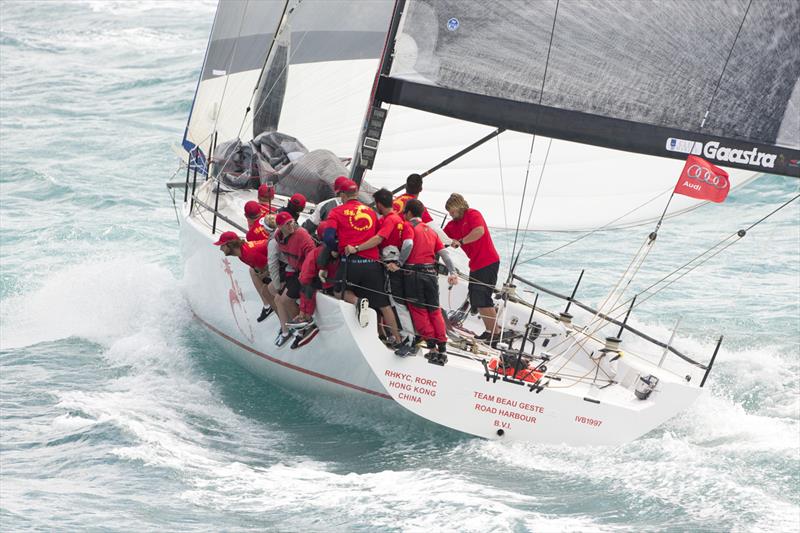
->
[488, 358, 543, 383]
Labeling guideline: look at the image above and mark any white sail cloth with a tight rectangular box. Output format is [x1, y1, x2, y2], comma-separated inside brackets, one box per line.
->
[366, 108, 757, 231]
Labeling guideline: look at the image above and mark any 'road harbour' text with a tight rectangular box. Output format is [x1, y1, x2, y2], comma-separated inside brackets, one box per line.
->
[472, 391, 543, 426]
[385, 369, 438, 404]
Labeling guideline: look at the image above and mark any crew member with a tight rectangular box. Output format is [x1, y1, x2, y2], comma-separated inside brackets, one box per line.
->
[279, 193, 306, 222]
[214, 231, 276, 322]
[244, 201, 270, 242]
[326, 178, 400, 343]
[302, 176, 347, 234]
[353, 188, 416, 346]
[399, 199, 457, 363]
[443, 193, 501, 341]
[257, 184, 278, 215]
[270, 211, 315, 345]
[295, 221, 340, 327]
[393, 173, 433, 223]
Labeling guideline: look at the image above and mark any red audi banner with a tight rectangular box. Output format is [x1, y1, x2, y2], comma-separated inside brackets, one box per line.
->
[674, 155, 730, 203]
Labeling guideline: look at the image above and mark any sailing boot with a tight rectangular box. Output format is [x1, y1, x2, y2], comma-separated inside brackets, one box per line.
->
[436, 341, 448, 366]
[424, 339, 438, 362]
[394, 336, 420, 358]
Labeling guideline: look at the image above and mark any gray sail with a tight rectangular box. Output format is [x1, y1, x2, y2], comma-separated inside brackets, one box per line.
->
[379, 0, 800, 177]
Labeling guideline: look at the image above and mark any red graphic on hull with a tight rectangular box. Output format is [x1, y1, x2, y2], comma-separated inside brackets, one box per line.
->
[222, 258, 255, 343]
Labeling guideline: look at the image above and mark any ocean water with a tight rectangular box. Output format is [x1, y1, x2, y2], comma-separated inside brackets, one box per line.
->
[1, 1, 799, 532]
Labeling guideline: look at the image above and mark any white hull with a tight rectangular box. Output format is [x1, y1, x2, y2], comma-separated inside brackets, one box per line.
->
[178, 183, 705, 446]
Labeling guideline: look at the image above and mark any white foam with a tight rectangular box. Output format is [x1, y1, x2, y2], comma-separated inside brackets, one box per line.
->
[1, 256, 187, 349]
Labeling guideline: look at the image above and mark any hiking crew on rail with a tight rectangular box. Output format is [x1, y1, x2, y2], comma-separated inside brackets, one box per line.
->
[325, 178, 402, 343]
[212, 179, 502, 359]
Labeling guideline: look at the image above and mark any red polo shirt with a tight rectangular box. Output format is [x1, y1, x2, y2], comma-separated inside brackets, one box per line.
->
[378, 212, 413, 250]
[259, 202, 278, 215]
[246, 219, 270, 242]
[239, 240, 268, 270]
[392, 193, 433, 223]
[327, 199, 379, 260]
[299, 245, 338, 289]
[405, 220, 443, 265]
[443, 208, 499, 271]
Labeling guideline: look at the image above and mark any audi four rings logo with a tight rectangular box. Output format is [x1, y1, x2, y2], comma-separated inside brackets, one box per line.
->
[687, 164, 728, 189]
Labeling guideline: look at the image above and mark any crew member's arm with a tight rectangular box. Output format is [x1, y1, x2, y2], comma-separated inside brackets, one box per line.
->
[398, 238, 414, 265]
[345, 234, 383, 255]
[267, 238, 282, 288]
[450, 225, 484, 248]
[436, 248, 458, 286]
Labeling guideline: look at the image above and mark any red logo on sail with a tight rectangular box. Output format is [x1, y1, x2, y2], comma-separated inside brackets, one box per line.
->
[674, 155, 730, 203]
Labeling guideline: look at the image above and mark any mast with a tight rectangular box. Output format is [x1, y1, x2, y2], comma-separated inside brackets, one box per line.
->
[350, 0, 407, 186]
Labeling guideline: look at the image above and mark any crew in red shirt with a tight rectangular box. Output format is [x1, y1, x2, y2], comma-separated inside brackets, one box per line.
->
[258, 184, 278, 215]
[393, 173, 433, 223]
[326, 178, 400, 343]
[398, 199, 457, 363]
[352, 188, 416, 345]
[272, 211, 315, 346]
[214, 231, 275, 322]
[297, 221, 339, 319]
[443, 193, 501, 340]
[244, 201, 270, 242]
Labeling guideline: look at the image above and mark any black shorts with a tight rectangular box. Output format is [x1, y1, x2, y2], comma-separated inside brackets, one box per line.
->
[336, 257, 390, 309]
[285, 274, 301, 299]
[403, 266, 439, 308]
[469, 261, 499, 310]
[388, 268, 404, 302]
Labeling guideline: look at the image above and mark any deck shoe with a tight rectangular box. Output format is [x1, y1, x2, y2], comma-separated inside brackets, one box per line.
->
[291, 325, 318, 349]
[257, 306, 273, 323]
[475, 331, 492, 341]
[394, 341, 417, 357]
[356, 298, 370, 328]
[427, 350, 447, 366]
[287, 315, 312, 329]
[274, 330, 292, 347]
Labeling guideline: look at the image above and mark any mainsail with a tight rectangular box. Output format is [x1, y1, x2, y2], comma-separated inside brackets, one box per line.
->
[183, 0, 394, 167]
[359, 0, 800, 230]
[185, 0, 799, 230]
[377, 0, 800, 175]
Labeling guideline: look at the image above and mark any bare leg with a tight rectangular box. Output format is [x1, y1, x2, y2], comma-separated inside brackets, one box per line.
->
[250, 269, 276, 308]
[379, 306, 400, 340]
[479, 306, 499, 334]
[274, 293, 290, 333]
[280, 293, 300, 323]
[341, 289, 358, 305]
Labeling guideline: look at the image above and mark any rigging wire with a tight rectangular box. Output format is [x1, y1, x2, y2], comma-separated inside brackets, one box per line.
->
[533, 192, 800, 366]
[516, 137, 553, 255]
[211, 0, 250, 139]
[507, 0, 560, 273]
[495, 135, 512, 262]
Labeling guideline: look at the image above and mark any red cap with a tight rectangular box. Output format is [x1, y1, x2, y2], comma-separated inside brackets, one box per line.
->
[258, 184, 275, 199]
[334, 178, 358, 193]
[333, 176, 349, 192]
[275, 211, 293, 227]
[213, 231, 240, 246]
[244, 201, 262, 218]
[289, 193, 306, 210]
